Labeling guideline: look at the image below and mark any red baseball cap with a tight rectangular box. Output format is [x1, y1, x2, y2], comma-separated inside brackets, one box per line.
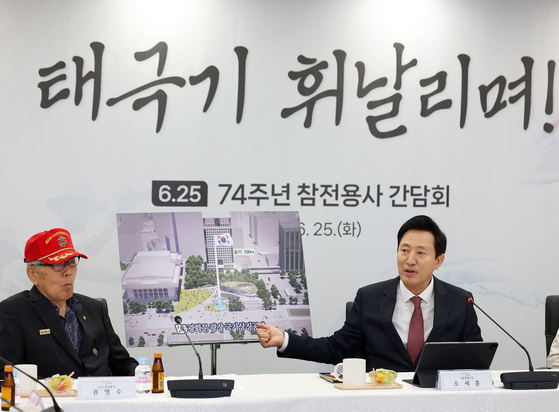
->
[24, 228, 88, 263]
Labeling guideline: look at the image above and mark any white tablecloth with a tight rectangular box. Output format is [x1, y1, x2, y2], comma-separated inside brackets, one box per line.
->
[31, 371, 559, 412]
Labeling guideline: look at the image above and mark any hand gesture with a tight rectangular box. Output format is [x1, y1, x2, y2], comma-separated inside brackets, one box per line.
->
[256, 323, 285, 348]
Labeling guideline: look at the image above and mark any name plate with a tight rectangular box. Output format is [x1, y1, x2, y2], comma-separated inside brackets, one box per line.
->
[436, 370, 493, 391]
[77, 376, 136, 399]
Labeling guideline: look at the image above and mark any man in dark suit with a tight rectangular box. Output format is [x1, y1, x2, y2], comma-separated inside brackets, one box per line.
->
[256, 215, 482, 372]
[0, 228, 138, 378]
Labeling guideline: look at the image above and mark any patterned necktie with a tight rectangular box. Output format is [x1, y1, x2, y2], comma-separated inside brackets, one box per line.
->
[407, 296, 424, 363]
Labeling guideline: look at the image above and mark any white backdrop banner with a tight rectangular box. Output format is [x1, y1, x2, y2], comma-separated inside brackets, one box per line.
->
[1, 0, 558, 374]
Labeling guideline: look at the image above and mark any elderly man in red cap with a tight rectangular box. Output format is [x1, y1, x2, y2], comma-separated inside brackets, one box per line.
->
[0, 228, 138, 378]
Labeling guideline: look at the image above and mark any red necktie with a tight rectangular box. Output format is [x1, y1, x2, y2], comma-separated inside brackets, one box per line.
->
[407, 296, 424, 363]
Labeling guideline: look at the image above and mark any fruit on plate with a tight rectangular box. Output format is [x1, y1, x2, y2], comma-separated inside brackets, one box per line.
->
[47, 374, 73, 392]
[369, 368, 398, 385]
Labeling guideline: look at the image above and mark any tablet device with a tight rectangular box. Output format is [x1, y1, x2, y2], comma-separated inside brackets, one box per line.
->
[404, 341, 499, 388]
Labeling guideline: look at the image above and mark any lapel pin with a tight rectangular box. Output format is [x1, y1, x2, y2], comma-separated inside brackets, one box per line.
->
[93, 348, 98, 356]
[39, 329, 51, 335]
[83, 316, 86, 320]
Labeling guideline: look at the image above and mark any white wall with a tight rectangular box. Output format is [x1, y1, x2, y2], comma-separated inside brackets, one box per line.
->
[1, 0, 559, 375]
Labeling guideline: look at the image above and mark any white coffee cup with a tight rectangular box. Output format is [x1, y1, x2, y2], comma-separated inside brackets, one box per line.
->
[14, 364, 37, 397]
[333, 358, 366, 387]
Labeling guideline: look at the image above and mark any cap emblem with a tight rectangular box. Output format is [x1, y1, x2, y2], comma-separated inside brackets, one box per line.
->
[57, 235, 68, 248]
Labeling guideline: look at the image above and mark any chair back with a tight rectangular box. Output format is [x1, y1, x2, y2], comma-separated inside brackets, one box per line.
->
[545, 295, 559, 356]
[346, 301, 354, 320]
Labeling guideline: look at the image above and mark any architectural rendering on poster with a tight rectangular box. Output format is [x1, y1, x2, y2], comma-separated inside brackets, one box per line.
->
[117, 211, 312, 348]
[213, 233, 234, 311]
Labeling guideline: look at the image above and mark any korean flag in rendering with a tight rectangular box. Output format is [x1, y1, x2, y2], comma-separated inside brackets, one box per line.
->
[215, 233, 233, 246]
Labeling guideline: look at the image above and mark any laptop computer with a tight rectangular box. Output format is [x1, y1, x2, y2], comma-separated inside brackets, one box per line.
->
[405, 341, 499, 388]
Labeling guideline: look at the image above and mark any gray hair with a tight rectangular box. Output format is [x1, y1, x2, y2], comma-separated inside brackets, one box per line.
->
[26, 260, 43, 268]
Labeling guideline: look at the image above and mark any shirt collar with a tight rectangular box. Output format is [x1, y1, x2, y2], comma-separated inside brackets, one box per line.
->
[398, 277, 435, 303]
[67, 295, 80, 311]
[49, 296, 80, 315]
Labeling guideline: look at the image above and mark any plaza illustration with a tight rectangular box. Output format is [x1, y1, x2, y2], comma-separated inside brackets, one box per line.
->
[116, 211, 312, 348]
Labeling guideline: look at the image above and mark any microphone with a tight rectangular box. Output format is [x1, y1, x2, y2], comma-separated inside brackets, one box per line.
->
[465, 294, 534, 371]
[0, 355, 63, 412]
[465, 294, 559, 390]
[167, 316, 234, 398]
[174, 316, 203, 380]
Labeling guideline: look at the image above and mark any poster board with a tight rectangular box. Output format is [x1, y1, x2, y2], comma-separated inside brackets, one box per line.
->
[117, 211, 311, 348]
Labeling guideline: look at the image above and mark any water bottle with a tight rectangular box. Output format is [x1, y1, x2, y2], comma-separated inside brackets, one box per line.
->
[135, 358, 152, 394]
[13, 369, 20, 405]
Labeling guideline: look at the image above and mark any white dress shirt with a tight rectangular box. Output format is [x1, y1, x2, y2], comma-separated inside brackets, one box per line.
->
[392, 278, 435, 348]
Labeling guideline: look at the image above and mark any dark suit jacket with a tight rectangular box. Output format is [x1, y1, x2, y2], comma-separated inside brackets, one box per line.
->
[279, 276, 482, 372]
[0, 286, 138, 378]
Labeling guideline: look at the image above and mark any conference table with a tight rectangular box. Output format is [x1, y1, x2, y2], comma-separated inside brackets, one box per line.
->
[31, 371, 559, 412]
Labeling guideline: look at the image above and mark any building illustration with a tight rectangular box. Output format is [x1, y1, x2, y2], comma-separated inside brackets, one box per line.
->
[116, 211, 311, 348]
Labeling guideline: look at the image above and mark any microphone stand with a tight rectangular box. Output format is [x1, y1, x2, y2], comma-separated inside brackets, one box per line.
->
[466, 295, 559, 390]
[176, 317, 203, 380]
[0, 355, 63, 412]
[167, 316, 234, 398]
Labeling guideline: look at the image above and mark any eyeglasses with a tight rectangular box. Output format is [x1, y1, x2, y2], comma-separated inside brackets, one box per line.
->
[39, 257, 80, 272]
